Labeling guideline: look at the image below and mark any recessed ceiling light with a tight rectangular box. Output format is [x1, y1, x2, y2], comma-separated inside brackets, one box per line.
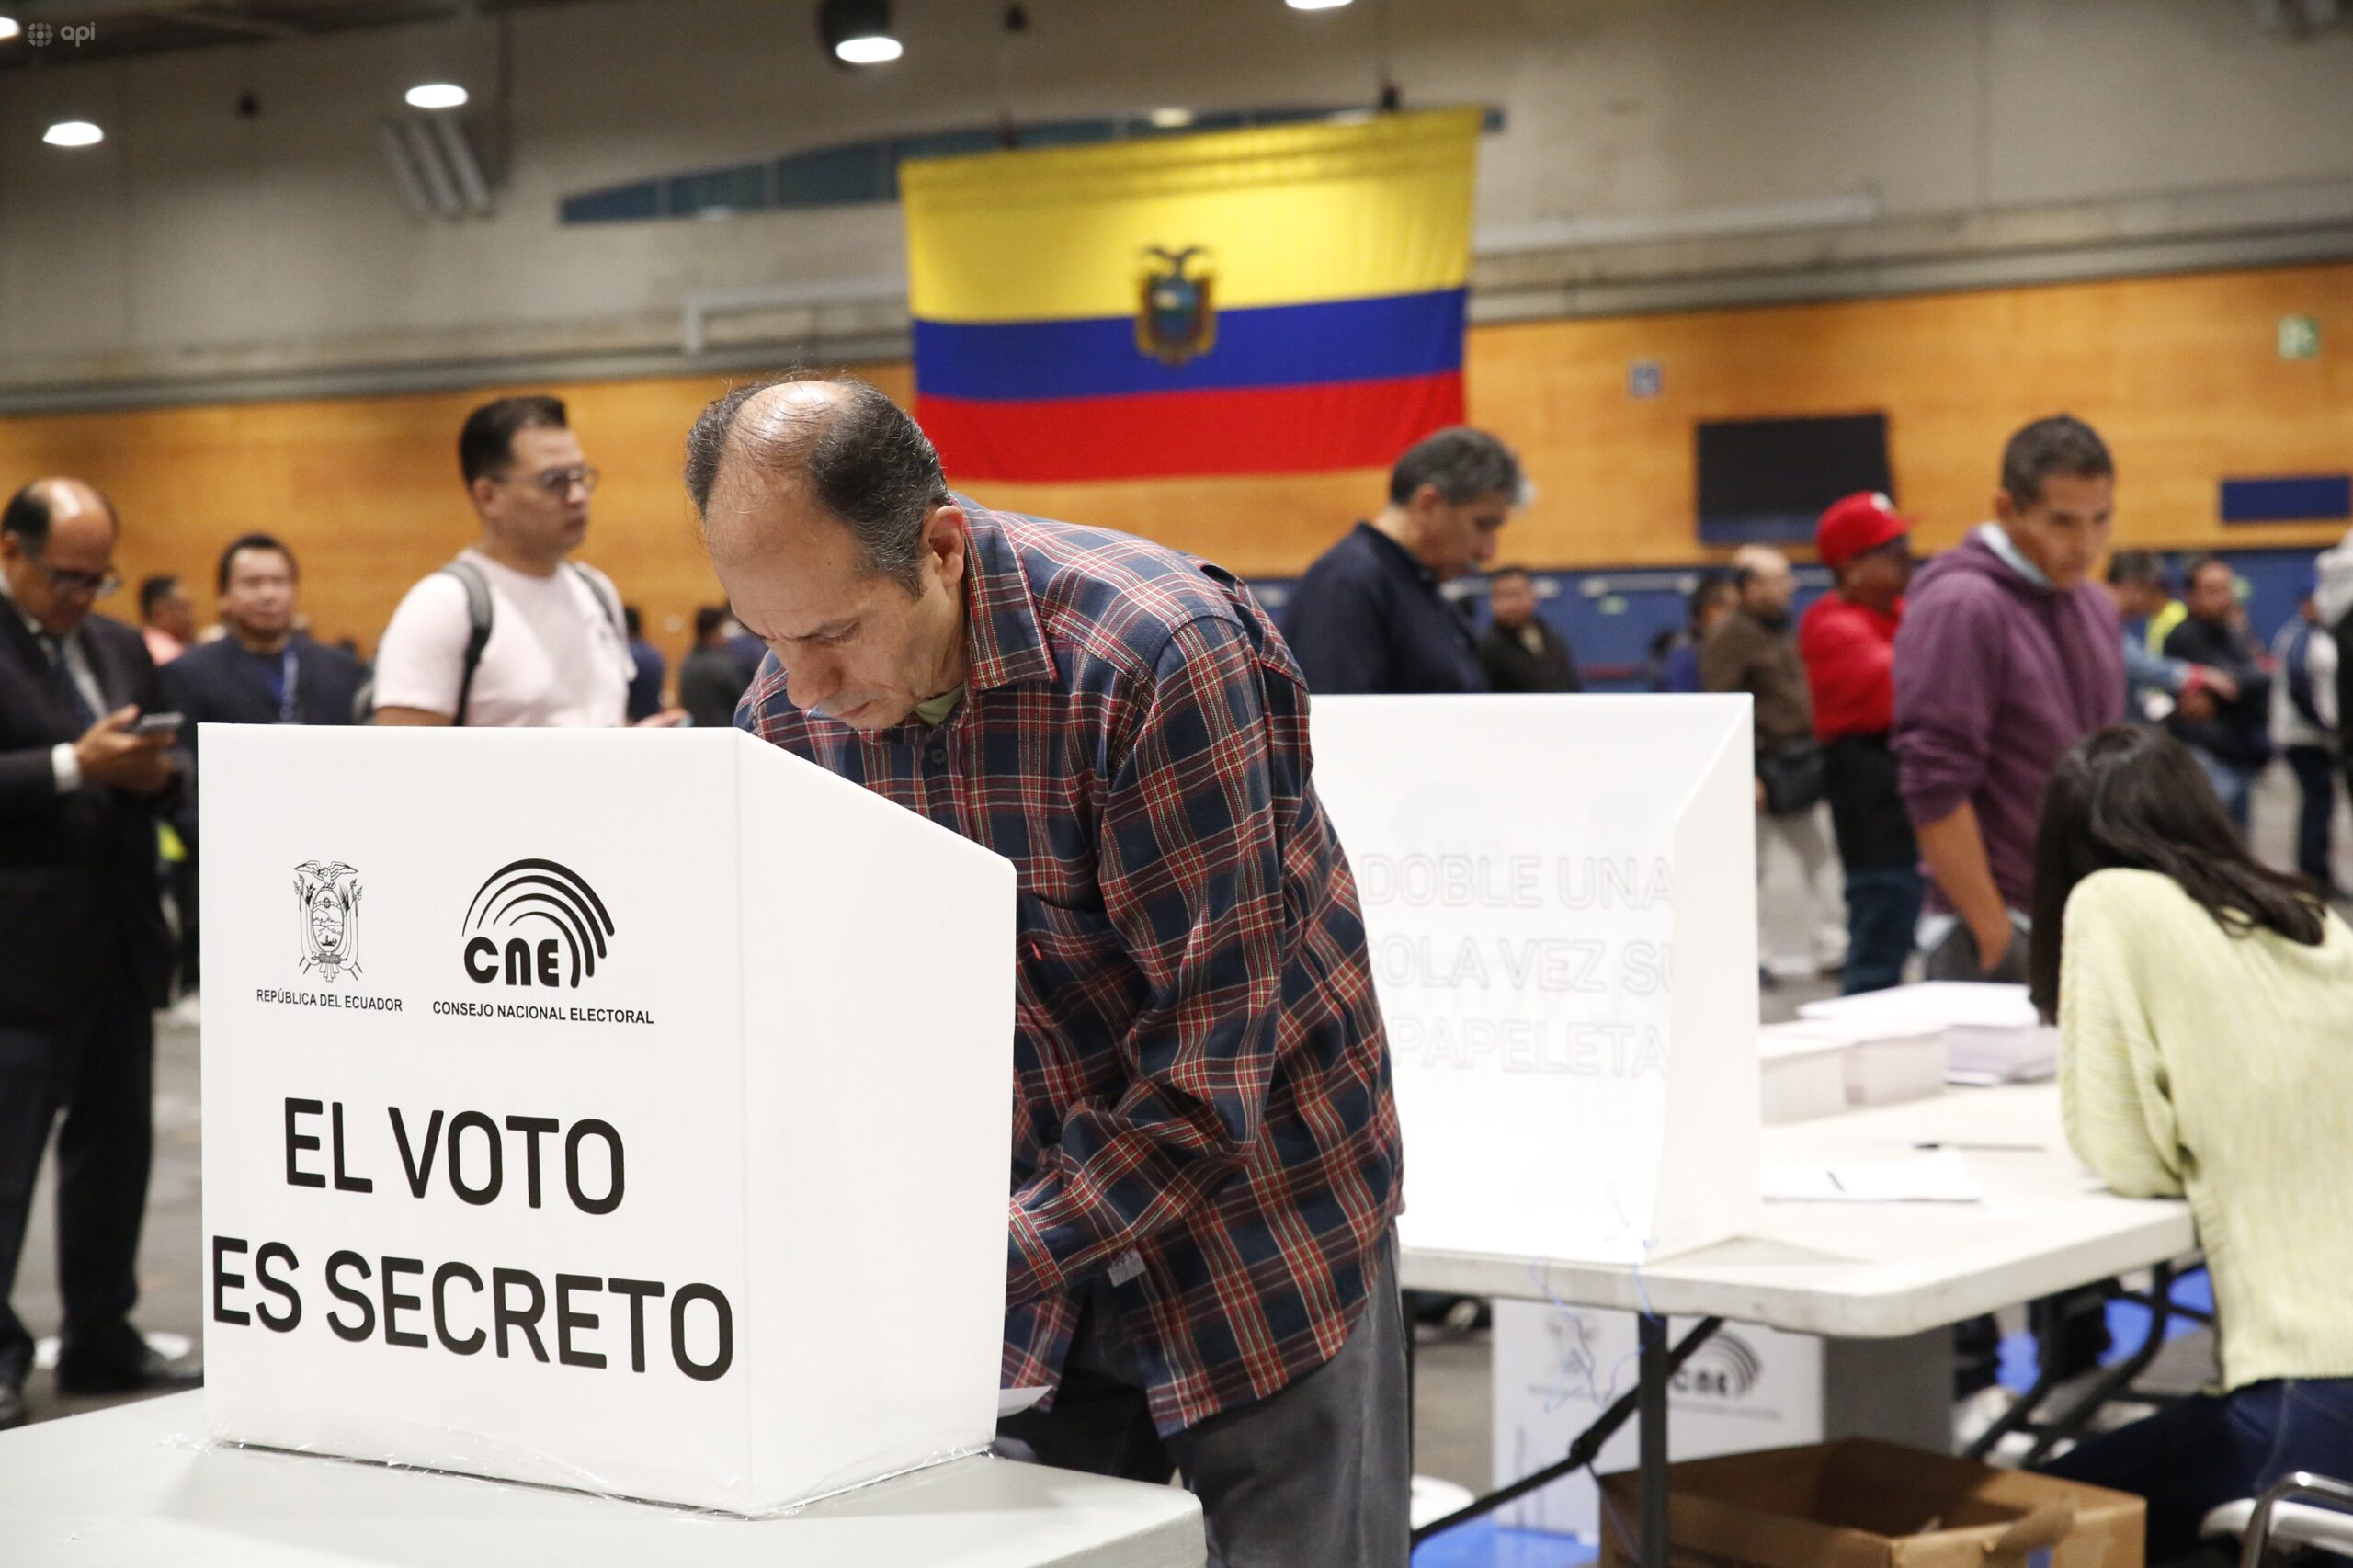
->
[404, 83, 469, 110]
[0, 17, 21, 41]
[43, 120, 104, 148]
[1147, 107, 1195, 129]
[834, 33, 902, 63]
[1288, 0, 1353, 9]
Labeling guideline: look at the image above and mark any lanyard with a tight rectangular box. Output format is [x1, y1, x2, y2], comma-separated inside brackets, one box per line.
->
[268, 644, 300, 722]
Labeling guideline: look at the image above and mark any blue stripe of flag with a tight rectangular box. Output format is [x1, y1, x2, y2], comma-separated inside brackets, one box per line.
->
[913, 288, 1466, 402]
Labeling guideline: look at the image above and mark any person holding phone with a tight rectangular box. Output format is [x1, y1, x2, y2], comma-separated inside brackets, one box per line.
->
[0, 477, 197, 1430]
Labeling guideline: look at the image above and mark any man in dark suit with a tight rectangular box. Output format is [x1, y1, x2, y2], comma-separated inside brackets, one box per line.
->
[1477, 565, 1582, 693]
[161, 533, 368, 999]
[0, 478, 194, 1429]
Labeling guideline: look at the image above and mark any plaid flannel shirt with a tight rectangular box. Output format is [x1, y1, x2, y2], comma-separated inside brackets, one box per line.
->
[740, 502, 1402, 1433]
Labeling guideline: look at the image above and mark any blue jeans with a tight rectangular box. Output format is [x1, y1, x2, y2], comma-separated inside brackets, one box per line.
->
[2287, 744, 2338, 890]
[2040, 1379, 2353, 1561]
[1841, 864, 1924, 994]
[2192, 746, 2258, 835]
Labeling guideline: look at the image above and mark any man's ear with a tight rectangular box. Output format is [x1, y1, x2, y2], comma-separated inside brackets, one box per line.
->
[925, 504, 969, 590]
[1991, 490, 2019, 528]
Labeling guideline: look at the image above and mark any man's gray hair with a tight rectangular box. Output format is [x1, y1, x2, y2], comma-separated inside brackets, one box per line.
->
[684, 372, 952, 592]
[1387, 426, 1527, 507]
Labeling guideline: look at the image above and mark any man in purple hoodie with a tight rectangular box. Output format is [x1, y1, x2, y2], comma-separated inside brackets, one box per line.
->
[1892, 415, 2125, 982]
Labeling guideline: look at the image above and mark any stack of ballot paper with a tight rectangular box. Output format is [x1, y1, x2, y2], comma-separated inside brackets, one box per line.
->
[1758, 1018, 1948, 1111]
[1798, 982, 2056, 1085]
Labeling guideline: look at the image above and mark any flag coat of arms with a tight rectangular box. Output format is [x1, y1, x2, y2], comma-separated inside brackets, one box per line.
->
[900, 108, 1481, 483]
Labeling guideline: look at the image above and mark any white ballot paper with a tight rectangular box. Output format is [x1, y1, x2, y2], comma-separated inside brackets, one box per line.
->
[1762, 1149, 1982, 1203]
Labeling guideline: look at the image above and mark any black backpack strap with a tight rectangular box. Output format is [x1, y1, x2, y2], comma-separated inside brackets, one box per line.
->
[564, 561, 626, 642]
[438, 561, 495, 726]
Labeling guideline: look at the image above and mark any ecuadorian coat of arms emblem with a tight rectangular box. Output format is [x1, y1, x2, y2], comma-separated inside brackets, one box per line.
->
[292, 859, 363, 983]
[1136, 245, 1216, 367]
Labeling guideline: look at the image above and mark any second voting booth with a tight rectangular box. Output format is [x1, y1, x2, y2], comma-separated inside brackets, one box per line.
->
[1309, 694, 1763, 1267]
[198, 725, 1016, 1515]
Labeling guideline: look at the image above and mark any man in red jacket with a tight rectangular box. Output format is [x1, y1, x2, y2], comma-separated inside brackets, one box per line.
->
[1799, 492, 1920, 993]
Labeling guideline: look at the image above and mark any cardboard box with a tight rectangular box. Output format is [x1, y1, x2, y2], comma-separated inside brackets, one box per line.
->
[1598, 1439, 2144, 1568]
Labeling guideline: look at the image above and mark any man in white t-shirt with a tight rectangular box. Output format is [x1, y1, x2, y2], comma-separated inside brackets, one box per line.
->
[375, 395, 672, 729]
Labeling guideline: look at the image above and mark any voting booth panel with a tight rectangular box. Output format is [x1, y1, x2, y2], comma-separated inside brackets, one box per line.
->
[1308, 696, 1760, 1265]
[198, 726, 1016, 1515]
[1491, 1300, 1823, 1538]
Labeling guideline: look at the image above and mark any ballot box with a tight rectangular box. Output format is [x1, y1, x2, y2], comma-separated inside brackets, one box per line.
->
[1310, 695, 1761, 1266]
[197, 725, 1017, 1515]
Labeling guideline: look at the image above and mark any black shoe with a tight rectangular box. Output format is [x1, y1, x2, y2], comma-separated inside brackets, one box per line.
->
[53, 1347, 202, 1396]
[0, 1384, 26, 1429]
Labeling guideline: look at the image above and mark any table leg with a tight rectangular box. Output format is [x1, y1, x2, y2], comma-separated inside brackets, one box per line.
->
[1639, 1313, 1669, 1568]
[1408, 1314, 1722, 1548]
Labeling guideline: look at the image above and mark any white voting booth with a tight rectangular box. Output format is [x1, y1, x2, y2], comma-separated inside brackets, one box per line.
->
[1308, 695, 1762, 1265]
[198, 725, 1016, 1515]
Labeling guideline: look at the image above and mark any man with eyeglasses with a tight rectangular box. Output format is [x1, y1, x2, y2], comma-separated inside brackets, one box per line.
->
[375, 395, 664, 728]
[0, 478, 196, 1429]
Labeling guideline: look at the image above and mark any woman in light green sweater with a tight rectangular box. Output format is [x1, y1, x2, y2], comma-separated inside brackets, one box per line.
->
[2028, 724, 2353, 1558]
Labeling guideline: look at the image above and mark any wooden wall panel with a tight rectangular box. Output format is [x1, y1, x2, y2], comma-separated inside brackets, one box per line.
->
[1, 261, 2346, 667]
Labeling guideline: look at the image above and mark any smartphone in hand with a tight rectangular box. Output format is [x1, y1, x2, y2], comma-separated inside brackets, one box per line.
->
[131, 712, 184, 737]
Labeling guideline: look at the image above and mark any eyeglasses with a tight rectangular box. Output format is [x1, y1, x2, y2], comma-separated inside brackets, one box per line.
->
[501, 464, 600, 496]
[28, 555, 119, 599]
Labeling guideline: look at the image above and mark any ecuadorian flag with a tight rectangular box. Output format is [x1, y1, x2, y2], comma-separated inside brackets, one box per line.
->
[900, 108, 1481, 483]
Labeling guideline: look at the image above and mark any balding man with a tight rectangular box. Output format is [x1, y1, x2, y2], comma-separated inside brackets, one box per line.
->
[687, 376, 1407, 1568]
[1703, 543, 1845, 975]
[0, 480, 195, 1429]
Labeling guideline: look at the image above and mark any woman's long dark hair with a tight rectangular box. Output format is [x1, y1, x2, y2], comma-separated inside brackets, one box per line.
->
[2029, 725, 2326, 1021]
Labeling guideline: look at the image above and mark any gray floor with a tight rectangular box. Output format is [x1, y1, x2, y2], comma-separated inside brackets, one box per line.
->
[7, 768, 2332, 1497]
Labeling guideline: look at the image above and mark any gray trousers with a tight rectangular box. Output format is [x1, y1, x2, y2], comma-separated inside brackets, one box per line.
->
[996, 1233, 1410, 1568]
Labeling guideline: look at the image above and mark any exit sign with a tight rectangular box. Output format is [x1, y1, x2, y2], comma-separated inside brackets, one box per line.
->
[2280, 315, 2321, 360]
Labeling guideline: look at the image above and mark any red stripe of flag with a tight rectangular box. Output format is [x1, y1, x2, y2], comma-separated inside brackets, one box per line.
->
[917, 372, 1465, 484]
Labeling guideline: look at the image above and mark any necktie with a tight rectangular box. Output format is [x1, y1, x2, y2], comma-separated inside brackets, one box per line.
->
[37, 631, 99, 731]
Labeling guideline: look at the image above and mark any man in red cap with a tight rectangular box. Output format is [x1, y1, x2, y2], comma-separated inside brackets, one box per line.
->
[1799, 492, 1920, 992]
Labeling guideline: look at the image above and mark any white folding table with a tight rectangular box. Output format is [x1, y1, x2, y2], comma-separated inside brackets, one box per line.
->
[0, 1392, 1206, 1568]
[1402, 1083, 2199, 1559]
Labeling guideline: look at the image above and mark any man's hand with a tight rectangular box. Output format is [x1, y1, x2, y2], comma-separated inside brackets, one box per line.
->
[2196, 665, 2239, 703]
[74, 706, 174, 794]
[2177, 685, 2216, 722]
[632, 708, 688, 729]
[1970, 915, 2015, 976]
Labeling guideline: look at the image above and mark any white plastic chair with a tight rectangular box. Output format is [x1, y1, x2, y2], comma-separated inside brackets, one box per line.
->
[2204, 1474, 2353, 1564]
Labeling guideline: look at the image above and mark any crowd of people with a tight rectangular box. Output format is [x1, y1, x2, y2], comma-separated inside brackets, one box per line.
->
[4, 378, 2349, 1558]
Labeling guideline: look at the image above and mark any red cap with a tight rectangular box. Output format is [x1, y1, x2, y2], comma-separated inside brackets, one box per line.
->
[1816, 491, 1912, 570]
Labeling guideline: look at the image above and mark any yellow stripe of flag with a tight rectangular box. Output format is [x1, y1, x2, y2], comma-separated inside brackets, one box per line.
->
[901, 108, 1482, 324]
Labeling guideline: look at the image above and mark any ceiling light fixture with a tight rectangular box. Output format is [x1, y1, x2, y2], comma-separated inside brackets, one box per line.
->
[1147, 107, 1196, 129]
[0, 17, 21, 41]
[819, 0, 902, 66]
[1287, 0, 1354, 10]
[43, 120, 104, 148]
[405, 83, 469, 110]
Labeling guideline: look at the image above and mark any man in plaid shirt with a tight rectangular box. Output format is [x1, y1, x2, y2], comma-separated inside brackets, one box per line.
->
[687, 376, 1407, 1566]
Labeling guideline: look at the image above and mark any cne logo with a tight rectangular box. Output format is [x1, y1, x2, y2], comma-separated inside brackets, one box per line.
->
[461, 858, 616, 990]
[1671, 1333, 1765, 1402]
